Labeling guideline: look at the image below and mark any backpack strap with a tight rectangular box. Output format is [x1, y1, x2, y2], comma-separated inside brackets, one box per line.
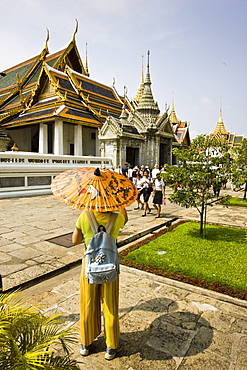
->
[86, 211, 118, 235]
[86, 211, 98, 235]
[105, 213, 118, 234]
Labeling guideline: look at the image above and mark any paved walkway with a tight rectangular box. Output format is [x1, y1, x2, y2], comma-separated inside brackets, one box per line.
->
[1, 185, 247, 369]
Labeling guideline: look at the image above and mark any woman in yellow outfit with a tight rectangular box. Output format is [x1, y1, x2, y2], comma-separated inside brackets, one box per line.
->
[72, 208, 128, 360]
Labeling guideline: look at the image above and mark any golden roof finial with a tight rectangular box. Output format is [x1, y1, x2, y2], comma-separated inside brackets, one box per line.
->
[133, 55, 145, 103]
[212, 98, 229, 137]
[141, 55, 144, 84]
[45, 28, 50, 50]
[219, 96, 223, 123]
[169, 93, 180, 125]
[147, 50, 150, 73]
[11, 143, 19, 151]
[124, 85, 128, 97]
[172, 91, 175, 108]
[73, 19, 79, 42]
[85, 42, 89, 76]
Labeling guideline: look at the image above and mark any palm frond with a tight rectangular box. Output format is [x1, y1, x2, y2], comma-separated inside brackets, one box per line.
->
[0, 292, 80, 370]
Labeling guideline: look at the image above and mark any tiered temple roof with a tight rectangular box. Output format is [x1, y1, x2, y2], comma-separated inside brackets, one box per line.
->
[0, 29, 190, 159]
[207, 109, 245, 148]
[0, 33, 127, 130]
[169, 99, 190, 147]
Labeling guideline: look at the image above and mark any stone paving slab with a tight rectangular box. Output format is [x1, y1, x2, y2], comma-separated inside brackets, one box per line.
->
[22, 264, 247, 370]
[1, 184, 247, 369]
[1, 186, 247, 291]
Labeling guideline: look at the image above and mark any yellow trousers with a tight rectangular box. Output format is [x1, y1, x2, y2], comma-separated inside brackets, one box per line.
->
[80, 259, 120, 349]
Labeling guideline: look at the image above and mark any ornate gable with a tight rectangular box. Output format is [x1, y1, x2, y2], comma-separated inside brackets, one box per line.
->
[0, 28, 90, 125]
[99, 116, 122, 137]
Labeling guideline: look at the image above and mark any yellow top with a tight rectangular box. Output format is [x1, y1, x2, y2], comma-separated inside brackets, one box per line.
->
[76, 211, 125, 246]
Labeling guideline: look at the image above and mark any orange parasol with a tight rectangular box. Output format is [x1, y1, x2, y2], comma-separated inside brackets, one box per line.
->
[51, 167, 138, 212]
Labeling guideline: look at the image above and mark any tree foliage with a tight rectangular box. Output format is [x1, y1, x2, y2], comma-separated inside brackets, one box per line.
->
[231, 138, 247, 200]
[162, 135, 231, 237]
[0, 291, 80, 370]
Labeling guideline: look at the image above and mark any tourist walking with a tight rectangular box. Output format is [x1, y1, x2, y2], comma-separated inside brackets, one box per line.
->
[115, 165, 122, 174]
[132, 166, 139, 179]
[152, 173, 166, 218]
[151, 164, 160, 180]
[133, 173, 144, 209]
[128, 165, 133, 181]
[121, 163, 129, 177]
[140, 170, 153, 216]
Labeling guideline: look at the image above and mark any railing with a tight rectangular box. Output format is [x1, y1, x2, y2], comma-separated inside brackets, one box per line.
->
[0, 152, 112, 198]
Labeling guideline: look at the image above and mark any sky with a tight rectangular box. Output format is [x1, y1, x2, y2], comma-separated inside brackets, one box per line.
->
[0, 0, 247, 139]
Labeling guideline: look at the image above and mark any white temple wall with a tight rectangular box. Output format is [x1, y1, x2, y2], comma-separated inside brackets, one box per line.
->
[104, 141, 117, 166]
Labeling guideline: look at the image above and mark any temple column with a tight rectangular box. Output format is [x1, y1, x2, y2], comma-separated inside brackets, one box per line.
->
[119, 141, 125, 166]
[74, 124, 83, 156]
[54, 120, 63, 155]
[143, 136, 148, 165]
[155, 136, 160, 165]
[113, 143, 118, 167]
[39, 123, 48, 154]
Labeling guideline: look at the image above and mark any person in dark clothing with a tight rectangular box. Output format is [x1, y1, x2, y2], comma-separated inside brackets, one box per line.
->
[122, 163, 129, 177]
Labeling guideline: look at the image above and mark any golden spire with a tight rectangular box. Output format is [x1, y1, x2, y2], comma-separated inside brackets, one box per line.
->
[141, 54, 144, 84]
[147, 50, 150, 73]
[136, 50, 160, 121]
[169, 93, 180, 125]
[212, 102, 229, 137]
[219, 98, 223, 123]
[134, 55, 145, 103]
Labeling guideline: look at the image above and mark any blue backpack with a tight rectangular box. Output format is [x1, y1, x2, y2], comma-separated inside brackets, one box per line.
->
[85, 211, 120, 284]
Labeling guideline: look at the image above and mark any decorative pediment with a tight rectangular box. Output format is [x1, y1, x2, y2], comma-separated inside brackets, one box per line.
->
[158, 115, 174, 135]
[99, 116, 121, 137]
[39, 79, 57, 100]
[128, 111, 147, 133]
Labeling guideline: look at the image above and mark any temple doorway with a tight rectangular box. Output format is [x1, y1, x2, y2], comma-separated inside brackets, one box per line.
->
[160, 143, 170, 166]
[126, 147, 139, 167]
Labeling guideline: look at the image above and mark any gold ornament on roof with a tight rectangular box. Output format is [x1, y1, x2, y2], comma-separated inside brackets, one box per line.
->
[134, 55, 144, 103]
[169, 96, 180, 125]
[11, 143, 19, 151]
[45, 28, 50, 50]
[212, 108, 229, 137]
[73, 19, 79, 42]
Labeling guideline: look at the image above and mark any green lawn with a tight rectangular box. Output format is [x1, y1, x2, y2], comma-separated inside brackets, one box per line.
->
[124, 222, 247, 291]
[223, 196, 247, 206]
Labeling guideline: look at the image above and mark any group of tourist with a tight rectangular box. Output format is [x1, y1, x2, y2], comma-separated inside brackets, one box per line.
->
[112, 163, 166, 218]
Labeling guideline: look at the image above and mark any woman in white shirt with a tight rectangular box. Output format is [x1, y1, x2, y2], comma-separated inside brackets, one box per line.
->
[133, 173, 144, 209]
[140, 170, 153, 216]
[152, 173, 166, 218]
